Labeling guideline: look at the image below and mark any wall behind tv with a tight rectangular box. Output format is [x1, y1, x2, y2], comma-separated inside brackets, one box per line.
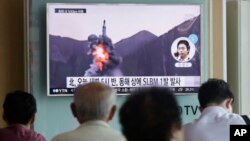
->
[0, 0, 25, 127]
[27, 0, 226, 140]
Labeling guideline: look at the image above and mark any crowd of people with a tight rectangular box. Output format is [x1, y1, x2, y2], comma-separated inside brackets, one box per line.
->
[0, 78, 249, 141]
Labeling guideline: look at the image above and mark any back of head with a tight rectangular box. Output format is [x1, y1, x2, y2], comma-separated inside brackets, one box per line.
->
[3, 91, 37, 125]
[119, 87, 182, 141]
[74, 82, 116, 121]
[198, 78, 234, 108]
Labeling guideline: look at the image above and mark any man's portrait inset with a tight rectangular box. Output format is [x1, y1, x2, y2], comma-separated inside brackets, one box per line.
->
[171, 37, 195, 62]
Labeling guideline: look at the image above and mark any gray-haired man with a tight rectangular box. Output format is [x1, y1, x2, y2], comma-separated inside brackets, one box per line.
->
[52, 82, 126, 141]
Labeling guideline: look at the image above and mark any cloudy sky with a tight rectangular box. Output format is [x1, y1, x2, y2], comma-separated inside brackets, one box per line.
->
[48, 3, 200, 43]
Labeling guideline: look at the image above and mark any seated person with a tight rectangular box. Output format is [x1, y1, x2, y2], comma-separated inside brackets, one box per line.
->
[119, 87, 183, 141]
[0, 90, 46, 141]
[52, 82, 126, 141]
[184, 78, 247, 141]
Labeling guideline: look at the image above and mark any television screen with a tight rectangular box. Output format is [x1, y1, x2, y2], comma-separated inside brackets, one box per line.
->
[47, 3, 201, 96]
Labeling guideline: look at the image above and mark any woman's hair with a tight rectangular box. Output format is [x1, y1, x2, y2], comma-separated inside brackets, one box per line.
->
[119, 87, 182, 141]
[174, 40, 190, 57]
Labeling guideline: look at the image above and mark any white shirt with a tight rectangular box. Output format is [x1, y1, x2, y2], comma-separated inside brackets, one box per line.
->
[176, 56, 190, 62]
[52, 120, 126, 141]
[184, 106, 246, 141]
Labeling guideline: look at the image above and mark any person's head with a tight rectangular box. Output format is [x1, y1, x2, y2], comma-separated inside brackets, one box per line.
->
[198, 78, 234, 112]
[3, 91, 37, 126]
[71, 82, 116, 123]
[119, 87, 183, 141]
[174, 40, 190, 60]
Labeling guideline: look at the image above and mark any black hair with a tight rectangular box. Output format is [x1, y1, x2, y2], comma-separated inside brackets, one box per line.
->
[3, 90, 37, 124]
[174, 40, 190, 57]
[198, 78, 234, 108]
[119, 87, 181, 141]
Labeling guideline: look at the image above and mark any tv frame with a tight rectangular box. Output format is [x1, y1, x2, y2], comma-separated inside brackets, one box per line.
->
[46, 3, 202, 96]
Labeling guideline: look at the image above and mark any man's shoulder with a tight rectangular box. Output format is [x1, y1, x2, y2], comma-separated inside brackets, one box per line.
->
[84, 123, 125, 139]
[51, 130, 74, 141]
[183, 120, 199, 132]
[184, 122, 192, 128]
[0, 126, 46, 141]
[27, 130, 46, 141]
[225, 113, 246, 124]
[52, 125, 126, 141]
[183, 112, 246, 132]
[17, 126, 47, 141]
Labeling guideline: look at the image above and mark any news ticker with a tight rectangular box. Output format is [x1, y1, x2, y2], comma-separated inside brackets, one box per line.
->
[66, 76, 200, 88]
[50, 87, 199, 95]
[48, 76, 199, 95]
[230, 125, 250, 141]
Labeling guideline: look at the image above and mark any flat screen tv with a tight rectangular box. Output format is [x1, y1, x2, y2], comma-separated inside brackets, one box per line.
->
[47, 3, 201, 96]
